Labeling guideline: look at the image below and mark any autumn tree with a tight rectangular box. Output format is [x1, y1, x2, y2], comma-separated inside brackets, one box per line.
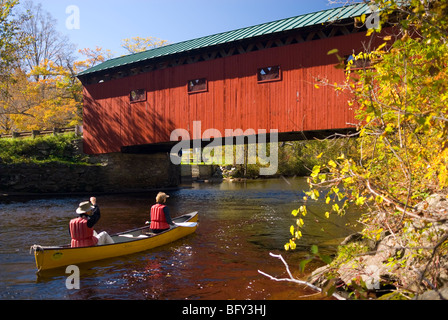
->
[0, 0, 25, 75]
[18, 0, 76, 80]
[0, 0, 30, 132]
[0, 2, 170, 134]
[121, 36, 169, 54]
[0, 0, 81, 133]
[77, 46, 114, 70]
[286, 0, 448, 298]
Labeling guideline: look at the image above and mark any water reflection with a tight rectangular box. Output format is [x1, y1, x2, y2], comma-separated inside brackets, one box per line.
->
[0, 178, 361, 300]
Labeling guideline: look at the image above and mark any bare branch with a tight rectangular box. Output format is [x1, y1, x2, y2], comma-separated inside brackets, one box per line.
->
[258, 253, 346, 300]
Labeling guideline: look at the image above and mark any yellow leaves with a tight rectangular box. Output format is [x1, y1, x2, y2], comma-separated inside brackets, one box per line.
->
[5, 57, 82, 131]
[287, 206, 307, 250]
[290, 225, 295, 236]
[355, 196, 366, 206]
[328, 160, 337, 168]
[332, 203, 340, 213]
[299, 205, 307, 217]
[121, 37, 169, 54]
[377, 42, 387, 51]
[361, 14, 367, 24]
[284, 239, 297, 251]
[375, 195, 384, 204]
[29, 59, 67, 80]
[77, 46, 114, 70]
[292, 206, 307, 217]
[311, 165, 321, 178]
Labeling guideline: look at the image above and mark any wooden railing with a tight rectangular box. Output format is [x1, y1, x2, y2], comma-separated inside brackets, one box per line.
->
[0, 126, 83, 139]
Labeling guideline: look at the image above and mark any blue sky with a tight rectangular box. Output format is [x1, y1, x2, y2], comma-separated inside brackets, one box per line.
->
[35, 0, 341, 58]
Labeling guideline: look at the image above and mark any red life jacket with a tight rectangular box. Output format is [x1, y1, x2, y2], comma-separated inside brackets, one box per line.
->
[69, 217, 98, 248]
[150, 204, 169, 230]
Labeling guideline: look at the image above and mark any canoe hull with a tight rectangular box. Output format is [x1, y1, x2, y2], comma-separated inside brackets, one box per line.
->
[32, 212, 198, 272]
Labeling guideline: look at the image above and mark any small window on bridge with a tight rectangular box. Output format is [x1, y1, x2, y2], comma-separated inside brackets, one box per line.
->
[257, 66, 281, 83]
[130, 89, 146, 103]
[188, 78, 208, 94]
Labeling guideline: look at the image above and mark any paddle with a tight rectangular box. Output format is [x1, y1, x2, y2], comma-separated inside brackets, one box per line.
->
[145, 221, 197, 228]
[174, 222, 197, 228]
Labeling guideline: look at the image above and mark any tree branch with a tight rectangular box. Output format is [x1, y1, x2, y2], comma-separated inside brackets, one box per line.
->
[258, 252, 346, 300]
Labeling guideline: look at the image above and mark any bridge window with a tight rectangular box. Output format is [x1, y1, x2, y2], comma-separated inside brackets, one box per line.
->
[257, 65, 281, 83]
[188, 78, 208, 94]
[130, 89, 146, 103]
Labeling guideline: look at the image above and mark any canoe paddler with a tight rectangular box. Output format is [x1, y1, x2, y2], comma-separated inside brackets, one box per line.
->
[69, 197, 114, 247]
[147, 192, 175, 234]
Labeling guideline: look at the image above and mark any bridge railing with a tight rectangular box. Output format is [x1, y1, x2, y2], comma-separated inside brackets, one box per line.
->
[0, 126, 83, 139]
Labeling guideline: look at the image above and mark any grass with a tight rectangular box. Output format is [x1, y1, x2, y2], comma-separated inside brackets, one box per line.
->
[0, 133, 89, 165]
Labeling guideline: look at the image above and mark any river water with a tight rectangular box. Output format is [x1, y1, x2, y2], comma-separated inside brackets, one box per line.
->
[0, 178, 360, 300]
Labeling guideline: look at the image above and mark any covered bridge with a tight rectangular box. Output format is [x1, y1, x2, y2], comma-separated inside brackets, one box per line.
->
[77, 3, 385, 155]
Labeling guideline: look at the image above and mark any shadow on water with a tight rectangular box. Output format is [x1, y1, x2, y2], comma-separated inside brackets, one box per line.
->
[0, 178, 362, 300]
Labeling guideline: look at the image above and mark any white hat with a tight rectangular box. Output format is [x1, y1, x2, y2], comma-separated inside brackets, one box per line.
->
[76, 201, 95, 214]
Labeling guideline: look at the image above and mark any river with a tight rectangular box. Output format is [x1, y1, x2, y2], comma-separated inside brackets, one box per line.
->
[0, 178, 360, 300]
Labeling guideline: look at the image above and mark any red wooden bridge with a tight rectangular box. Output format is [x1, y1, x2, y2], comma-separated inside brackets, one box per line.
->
[77, 3, 387, 155]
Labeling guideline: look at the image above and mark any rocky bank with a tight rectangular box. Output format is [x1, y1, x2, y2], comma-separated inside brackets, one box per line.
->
[310, 193, 448, 300]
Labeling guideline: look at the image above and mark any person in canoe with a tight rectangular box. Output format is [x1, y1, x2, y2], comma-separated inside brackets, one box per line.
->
[69, 197, 114, 247]
[147, 192, 175, 234]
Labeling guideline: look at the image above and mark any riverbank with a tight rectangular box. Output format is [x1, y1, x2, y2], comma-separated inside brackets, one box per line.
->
[0, 133, 180, 194]
[0, 152, 180, 194]
[309, 193, 448, 300]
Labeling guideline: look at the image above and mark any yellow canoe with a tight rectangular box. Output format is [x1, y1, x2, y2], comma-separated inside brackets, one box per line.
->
[31, 212, 198, 272]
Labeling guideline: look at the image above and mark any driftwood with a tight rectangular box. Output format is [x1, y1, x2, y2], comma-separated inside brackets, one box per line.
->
[258, 252, 346, 300]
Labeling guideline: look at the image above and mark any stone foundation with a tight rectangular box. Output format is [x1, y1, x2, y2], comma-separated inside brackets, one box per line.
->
[0, 152, 180, 194]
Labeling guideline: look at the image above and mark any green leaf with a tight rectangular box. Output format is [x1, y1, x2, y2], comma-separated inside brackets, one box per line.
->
[319, 254, 333, 265]
[311, 165, 321, 178]
[311, 245, 319, 255]
[299, 258, 313, 272]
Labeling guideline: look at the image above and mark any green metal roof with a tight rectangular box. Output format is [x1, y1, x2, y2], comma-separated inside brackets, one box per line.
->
[77, 3, 371, 78]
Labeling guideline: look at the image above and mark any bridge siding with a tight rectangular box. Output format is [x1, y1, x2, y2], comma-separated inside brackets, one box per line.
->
[83, 31, 371, 154]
